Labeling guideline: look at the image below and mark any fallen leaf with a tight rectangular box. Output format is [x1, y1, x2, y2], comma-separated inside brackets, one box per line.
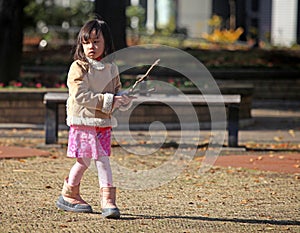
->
[227, 169, 235, 174]
[273, 136, 282, 142]
[200, 198, 209, 203]
[240, 199, 249, 204]
[288, 129, 295, 137]
[164, 151, 172, 155]
[194, 157, 203, 162]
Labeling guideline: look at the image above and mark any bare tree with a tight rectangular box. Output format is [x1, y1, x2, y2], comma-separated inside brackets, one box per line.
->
[0, 0, 26, 85]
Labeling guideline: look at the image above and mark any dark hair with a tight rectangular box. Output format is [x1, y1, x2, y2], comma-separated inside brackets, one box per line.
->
[73, 19, 115, 62]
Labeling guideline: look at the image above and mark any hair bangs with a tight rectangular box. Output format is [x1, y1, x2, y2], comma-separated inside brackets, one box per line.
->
[81, 29, 100, 44]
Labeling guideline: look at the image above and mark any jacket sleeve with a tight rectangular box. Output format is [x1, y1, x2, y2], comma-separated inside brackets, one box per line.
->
[67, 60, 114, 114]
[111, 63, 133, 111]
[111, 62, 122, 94]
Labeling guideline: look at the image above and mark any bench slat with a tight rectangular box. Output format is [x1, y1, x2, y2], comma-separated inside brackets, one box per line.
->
[43, 93, 241, 104]
[135, 94, 241, 104]
[43, 92, 68, 104]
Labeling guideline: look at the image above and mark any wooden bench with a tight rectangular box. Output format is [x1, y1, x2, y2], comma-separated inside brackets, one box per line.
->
[43, 92, 241, 147]
[43, 92, 69, 145]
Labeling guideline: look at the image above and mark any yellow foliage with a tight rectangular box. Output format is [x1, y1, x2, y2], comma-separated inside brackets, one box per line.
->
[208, 15, 222, 28]
[203, 27, 244, 43]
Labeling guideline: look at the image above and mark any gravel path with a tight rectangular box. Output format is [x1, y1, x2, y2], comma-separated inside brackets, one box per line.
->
[1, 138, 299, 233]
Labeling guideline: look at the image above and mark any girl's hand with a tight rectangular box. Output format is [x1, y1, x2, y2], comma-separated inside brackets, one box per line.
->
[113, 96, 124, 109]
[121, 94, 135, 106]
[113, 95, 136, 109]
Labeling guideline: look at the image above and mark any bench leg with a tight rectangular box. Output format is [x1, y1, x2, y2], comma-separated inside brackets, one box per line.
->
[228, 104, 239, 147]
[45, 103, 58, 144]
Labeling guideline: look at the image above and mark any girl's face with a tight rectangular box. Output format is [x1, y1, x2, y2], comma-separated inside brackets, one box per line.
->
[82, 30, 105, 60]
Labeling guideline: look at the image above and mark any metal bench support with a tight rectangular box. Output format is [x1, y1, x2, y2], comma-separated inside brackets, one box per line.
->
[227, 104, 239, 147]
[45, 102, 59, 144]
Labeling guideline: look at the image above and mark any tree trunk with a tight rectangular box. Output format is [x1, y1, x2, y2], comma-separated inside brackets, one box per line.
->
[95, 0, 128, 51]
[0, 0, 24, 86]
[229, 0, 236, 30]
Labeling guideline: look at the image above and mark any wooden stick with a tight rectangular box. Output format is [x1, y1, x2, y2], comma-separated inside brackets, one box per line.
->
[128, 59, 160, 94]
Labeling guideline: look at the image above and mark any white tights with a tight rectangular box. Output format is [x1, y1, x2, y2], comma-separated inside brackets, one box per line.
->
[68, 156, 113, 188]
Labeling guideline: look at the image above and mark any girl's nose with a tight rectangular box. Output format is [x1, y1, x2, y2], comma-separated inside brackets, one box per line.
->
[88, 42, 94, 49]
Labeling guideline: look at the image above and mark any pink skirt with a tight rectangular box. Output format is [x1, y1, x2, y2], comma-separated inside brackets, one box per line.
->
[67, 125, 111, 159]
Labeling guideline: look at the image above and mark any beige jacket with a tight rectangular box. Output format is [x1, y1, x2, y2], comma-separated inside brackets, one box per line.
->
[66, 59, 121, 127]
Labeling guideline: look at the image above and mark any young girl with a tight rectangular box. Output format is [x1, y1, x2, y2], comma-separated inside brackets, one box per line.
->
[56, 19, 133, 219]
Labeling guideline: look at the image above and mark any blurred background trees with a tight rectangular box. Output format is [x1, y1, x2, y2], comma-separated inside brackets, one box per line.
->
[23, 0, 94, 46]
[95, 0, 127, 50]
[0, 0, 26, 86]
[0, 0, 299, 87]
[24, 0, 94, 28]
[0, 0, 95, 86]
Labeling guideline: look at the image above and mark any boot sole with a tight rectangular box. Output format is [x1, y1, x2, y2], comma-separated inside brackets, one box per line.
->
[102, 208, 120, 219]
[56, 195, 93, 213]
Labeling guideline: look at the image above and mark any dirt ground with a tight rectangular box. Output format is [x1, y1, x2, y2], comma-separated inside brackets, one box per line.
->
[0, 130, 299, 233]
